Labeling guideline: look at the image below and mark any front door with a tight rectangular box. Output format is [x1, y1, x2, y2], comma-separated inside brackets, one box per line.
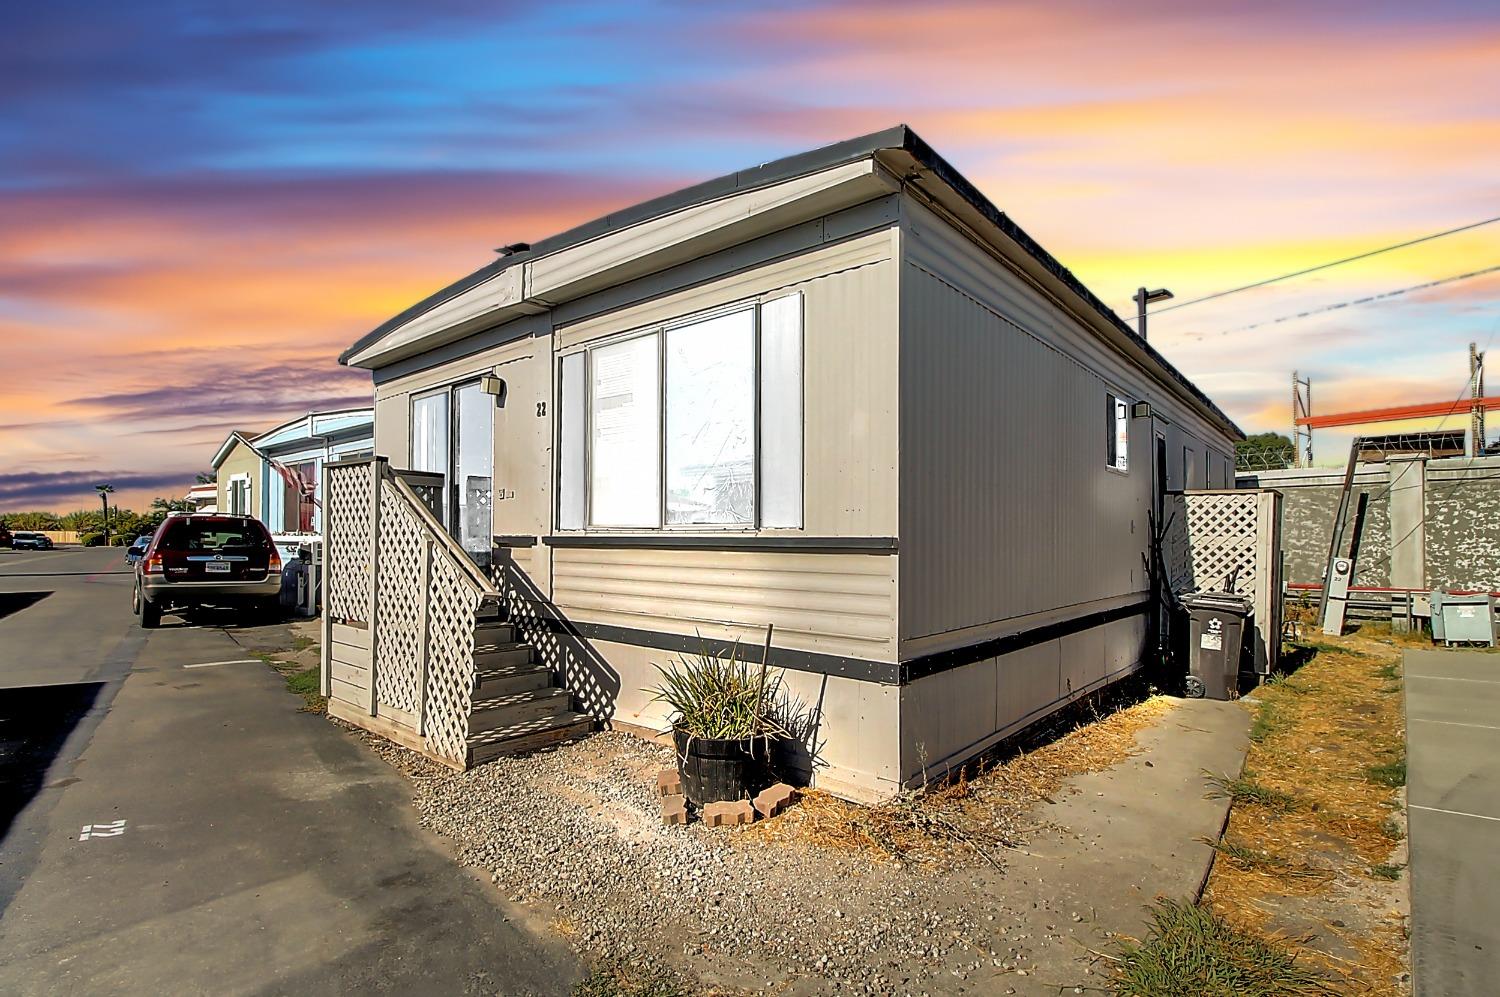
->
[452, 380, 494, 566]
[410, 380, 494, 568]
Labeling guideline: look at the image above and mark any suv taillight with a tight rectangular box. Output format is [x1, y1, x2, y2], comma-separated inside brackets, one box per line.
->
[269, 549, 282, 573]
[144, 553, 163, 574]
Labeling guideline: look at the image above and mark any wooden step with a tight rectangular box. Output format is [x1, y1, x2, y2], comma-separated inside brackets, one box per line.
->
[473, 640, 532, 668]
[473, 662, 552, 699]
[467, 711, 594, 765]
[473, 620, 516, 644]
[468, 687, 571, 734]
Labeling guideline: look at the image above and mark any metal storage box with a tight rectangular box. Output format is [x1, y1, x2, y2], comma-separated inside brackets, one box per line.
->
[1432, 591, 1497, 647]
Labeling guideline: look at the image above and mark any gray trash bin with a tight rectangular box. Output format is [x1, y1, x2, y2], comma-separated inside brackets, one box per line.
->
[1181, 592, 1253, 700]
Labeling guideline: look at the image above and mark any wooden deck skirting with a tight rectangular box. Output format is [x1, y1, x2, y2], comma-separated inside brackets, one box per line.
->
[328, 698, 465, 772]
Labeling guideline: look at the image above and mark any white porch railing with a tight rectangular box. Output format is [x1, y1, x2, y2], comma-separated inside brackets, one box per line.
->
[320, 456, 500, 766]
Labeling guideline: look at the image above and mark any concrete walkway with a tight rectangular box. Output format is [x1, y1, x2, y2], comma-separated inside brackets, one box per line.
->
[1405, 647, 1500, 997]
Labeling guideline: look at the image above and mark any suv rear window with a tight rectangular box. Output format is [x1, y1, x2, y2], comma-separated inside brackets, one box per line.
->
[158, 518, 269, 551]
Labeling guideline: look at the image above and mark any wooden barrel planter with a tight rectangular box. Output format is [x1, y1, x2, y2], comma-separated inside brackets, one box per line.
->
[672, 727, 774, 805]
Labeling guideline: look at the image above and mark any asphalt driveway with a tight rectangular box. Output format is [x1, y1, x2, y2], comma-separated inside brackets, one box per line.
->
[0, 546, 581, 995]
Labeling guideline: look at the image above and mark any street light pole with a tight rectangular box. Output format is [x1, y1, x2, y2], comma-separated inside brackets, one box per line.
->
[1133, 287, 1175, 341]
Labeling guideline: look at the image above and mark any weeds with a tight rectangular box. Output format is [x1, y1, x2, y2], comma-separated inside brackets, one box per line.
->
[1206, 839, 1328, 880]
[1205, 772, 1298, 812]
[1114, 899, 1333, 996]
[1366, 755, 1407, 788]
[1375, 662, 1401, 681]
[1369, 863, 1405, 881]
[1249, 701, 1284, 743]
[573, 962, 693, 997]
[1382, 816, 1406, 841]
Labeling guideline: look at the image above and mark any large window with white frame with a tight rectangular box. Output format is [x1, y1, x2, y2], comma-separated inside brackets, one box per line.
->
[558, 293, 803, 530]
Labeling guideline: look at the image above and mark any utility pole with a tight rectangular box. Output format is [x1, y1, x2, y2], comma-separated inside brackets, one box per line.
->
[1470, 342, 1486, 457]
[95, 483, 115, 547]
[1292, 371, 1313, 468]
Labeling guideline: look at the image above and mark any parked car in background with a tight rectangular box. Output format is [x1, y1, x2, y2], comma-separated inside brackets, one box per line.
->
[0, 522, 11, 548]
[124, 534, 154, 565]
[12, 531, 54, 550]
[133, 514, 282, 628]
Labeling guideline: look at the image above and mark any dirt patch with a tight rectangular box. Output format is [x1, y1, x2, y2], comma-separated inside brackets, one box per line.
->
[1204, 628, 1411, 994]
[754, 695, 1176, 869]
[337, 688, 1182, 994]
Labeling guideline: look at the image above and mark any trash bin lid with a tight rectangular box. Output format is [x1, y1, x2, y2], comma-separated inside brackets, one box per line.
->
[1181, 591, 1253, 613]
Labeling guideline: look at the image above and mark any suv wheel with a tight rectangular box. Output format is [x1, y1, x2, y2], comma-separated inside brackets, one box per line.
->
[138, 589, 161, 629]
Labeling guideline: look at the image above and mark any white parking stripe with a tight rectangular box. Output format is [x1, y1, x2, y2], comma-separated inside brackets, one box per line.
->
[1409, 718, 1500, 731]
[1410, 804, 1500, 823]
[182, 658, 261, 669]
[1405, 674, 1500, 684]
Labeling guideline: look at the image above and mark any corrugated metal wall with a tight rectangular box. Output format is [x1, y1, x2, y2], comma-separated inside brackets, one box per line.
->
[898, 243, 1149, 642]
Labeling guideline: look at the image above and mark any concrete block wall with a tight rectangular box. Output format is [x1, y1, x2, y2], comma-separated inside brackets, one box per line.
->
[1240, 455, 1500, 593]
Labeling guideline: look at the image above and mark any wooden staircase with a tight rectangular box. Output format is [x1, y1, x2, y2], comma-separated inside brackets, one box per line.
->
[465, 601, 593, 765]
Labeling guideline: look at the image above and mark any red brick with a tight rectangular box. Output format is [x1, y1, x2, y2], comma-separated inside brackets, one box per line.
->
[655, 767, 682, 797]
[702, 800, 755, 827]
[661, 794, 688, 826]
[753, 782, 797, 819]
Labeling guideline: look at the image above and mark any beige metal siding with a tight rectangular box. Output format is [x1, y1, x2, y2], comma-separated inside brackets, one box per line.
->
[552, 547, 896, 661]
[581, 637, 902, 803]
[898, 199, 1235, 649]
[898, 615, 1146, 783]
[899, 263, 1148, 640]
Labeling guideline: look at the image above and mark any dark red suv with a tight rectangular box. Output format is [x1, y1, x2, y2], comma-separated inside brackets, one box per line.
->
[133, 513, 282, 628]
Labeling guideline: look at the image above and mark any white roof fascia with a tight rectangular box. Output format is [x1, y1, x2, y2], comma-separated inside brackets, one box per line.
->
[345, 159, 895, 369]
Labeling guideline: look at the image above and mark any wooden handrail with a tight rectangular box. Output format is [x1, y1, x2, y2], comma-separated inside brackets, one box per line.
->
[382, 466, 500, 598]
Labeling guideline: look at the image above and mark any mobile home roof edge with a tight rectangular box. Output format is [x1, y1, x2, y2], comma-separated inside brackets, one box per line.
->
[340, 125, 1242, 439]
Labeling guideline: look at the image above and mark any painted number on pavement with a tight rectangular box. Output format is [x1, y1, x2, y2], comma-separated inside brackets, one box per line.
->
[79, 820, 127, 841]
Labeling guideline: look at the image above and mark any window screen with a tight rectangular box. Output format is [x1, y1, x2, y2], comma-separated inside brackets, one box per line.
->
[589, 334, 661, 527]
[760, 293, 803, 527]
[558, 352, 586, 530]
[666, 310, 755, 525]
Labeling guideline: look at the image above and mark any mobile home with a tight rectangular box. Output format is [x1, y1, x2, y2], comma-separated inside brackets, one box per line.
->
[324, 126, 1241, 802]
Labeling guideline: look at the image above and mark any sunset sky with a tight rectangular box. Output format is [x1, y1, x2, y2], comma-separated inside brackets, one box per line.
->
[3, 1, 1498, 511]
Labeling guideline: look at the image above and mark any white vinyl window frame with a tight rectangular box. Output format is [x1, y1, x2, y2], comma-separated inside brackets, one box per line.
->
[1105, 390, 1130, 474]
[556, 292, 804, 532]
[227, 473, 252, 516]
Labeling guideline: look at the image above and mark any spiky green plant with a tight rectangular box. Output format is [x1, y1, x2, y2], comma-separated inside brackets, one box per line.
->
[649, 641, 787, 741]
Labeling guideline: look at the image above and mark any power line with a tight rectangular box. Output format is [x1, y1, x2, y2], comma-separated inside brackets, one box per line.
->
[1122, 213, 1500, 321]
[1198, 264, 1500, 338]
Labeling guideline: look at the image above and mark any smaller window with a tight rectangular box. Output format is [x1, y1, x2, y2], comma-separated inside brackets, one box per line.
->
[1106, 393, 1129, 472]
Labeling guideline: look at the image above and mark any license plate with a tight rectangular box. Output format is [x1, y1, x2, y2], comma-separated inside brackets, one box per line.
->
[205, 562, 232, 574]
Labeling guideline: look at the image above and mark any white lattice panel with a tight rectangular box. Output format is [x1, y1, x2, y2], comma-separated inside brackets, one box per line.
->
[1167, 493, 1260, 598]
[423, 551, 481, 763]
[374, 487, 424, 716]
[325, 462, 373, 622]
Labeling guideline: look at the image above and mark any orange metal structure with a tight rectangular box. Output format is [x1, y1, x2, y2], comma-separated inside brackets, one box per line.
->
[1296, 396, 1500, 430]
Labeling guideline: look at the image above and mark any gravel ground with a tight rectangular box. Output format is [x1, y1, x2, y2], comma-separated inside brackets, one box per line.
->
[347, 727, 1102, 995]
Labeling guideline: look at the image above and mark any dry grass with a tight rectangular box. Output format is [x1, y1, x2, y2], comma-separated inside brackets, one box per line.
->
[751, 692, 1176, 868]
[1205, 627, 1410, 994]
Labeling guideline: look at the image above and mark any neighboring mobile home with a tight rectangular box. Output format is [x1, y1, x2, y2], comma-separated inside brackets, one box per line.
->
[210, 409, 374, 532]
[327, 126, 1242, 802]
